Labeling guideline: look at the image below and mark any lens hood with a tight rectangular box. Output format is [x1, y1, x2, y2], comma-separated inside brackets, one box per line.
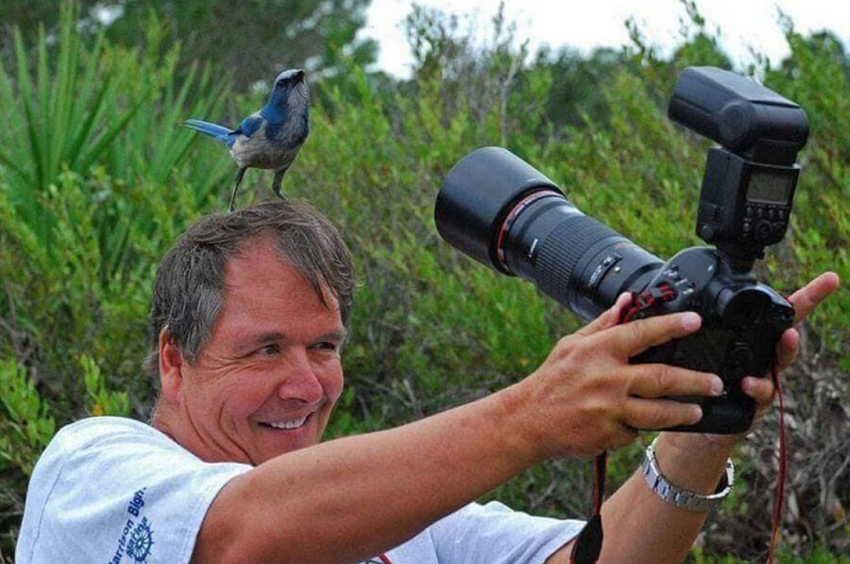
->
[435, 147, 562, 273]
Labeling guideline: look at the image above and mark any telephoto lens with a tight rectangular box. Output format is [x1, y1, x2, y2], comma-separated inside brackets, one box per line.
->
[435, 146, 664, 320]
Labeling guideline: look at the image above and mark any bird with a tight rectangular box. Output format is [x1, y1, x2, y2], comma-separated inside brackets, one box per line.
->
[184, 68, 310, 212]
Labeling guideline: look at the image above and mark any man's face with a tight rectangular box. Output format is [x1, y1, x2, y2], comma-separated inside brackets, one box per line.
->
[171, 238, 345, 465]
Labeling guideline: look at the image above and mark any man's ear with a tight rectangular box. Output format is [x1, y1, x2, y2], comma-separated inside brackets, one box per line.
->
[159, 327, 185, 402]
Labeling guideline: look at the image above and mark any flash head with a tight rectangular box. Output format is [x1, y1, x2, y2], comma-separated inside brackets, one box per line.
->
[668, 67, 809, 165]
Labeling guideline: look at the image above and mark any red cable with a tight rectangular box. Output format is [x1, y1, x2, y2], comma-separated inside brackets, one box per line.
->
[575, 285, 787, 564]
[767, 363, 786, 564]
[378, 553, 393, 564]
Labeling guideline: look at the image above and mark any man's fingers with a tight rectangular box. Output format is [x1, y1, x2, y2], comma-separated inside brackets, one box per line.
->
[623, 398, 704, 430]
[788, 271, 840, 326]
[607, 425, 641, 450]
[575, 293, 633, 337]
[774, 327, 800, 373]
[627, 365, 723, 399]
[605, 311, 703, 358]
[741, 375, 776, 406]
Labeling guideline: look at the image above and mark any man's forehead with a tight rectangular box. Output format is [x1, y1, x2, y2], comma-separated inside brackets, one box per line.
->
[226, 237, 294, 279]
[233, 236, 281, 260]
[224, 239, 340, 310]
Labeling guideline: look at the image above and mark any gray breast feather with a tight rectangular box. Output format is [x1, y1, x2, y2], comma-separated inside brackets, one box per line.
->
[231, 119, 307, 170]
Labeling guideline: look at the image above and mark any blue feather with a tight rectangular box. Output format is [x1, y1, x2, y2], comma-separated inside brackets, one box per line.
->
[184, 119, 233, 141]
[234, 116, 264, 138]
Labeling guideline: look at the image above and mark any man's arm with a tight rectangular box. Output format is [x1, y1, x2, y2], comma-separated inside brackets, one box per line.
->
[545, 271, 841, 564]
[197, 273, 837, 564]
[192, 298, 722, 564]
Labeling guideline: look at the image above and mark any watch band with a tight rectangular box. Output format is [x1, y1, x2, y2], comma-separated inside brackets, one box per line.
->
[641, 437, 735, 512]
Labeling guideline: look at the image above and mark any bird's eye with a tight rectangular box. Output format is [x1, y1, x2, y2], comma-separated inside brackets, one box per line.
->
[277, 79, 288, 88]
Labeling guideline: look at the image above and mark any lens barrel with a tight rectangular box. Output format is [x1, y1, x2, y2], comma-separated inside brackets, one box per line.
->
[435, 147, 664, 320]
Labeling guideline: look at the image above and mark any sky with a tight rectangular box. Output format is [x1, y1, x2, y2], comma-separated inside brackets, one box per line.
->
[362, 0, 850, 78]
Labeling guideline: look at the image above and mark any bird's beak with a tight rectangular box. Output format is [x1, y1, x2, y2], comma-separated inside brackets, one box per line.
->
[294, 70, 306, 84]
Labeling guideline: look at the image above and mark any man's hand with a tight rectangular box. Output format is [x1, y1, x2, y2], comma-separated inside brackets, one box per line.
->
[661, 271, 841, 455]
[514, 293, 723, 461]
[740, 271, 841, 422]
[545, 273, 840, 564]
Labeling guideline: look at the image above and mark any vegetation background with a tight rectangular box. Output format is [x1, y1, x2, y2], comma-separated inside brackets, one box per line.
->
[0, 1, 847, 562]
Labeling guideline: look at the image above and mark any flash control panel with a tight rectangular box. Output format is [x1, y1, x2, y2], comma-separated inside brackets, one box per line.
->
[741, 203, 790, 245]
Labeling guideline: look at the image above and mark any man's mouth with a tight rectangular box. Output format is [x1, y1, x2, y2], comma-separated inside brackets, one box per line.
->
[260, 413, 312, 430]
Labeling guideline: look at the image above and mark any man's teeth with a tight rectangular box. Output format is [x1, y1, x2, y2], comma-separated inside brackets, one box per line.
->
[267, 416, 309, 429]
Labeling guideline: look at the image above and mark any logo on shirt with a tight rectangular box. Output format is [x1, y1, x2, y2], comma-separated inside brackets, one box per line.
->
[126, 517, 155, 562]
[107, 488, 155, 564]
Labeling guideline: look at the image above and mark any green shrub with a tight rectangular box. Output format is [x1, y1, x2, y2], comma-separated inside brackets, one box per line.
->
[0, 1, 847, 561]
[0, 359, 56, 477]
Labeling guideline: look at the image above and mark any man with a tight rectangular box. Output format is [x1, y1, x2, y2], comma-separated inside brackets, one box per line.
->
[16, 200, 839, 564]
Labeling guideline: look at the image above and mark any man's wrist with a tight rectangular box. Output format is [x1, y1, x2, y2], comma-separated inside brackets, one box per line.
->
[660, 430, 740, 458]
[642, 437, 735, 512]
[650, 432, 737, 496]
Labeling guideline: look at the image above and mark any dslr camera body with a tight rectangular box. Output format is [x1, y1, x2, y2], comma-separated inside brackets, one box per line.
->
[435, 67, 809, 434]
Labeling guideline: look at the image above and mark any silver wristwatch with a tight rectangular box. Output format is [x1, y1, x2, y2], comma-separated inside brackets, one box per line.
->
[641, 437, 735, 512]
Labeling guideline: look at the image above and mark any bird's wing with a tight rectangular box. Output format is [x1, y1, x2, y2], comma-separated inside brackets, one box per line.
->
[234, 115, 265, 139]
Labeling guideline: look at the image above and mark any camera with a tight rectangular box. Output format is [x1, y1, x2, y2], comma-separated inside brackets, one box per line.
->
[434, 67, 809, 434]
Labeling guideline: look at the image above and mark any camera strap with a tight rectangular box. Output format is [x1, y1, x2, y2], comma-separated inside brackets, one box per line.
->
[570, 285, 677, 564]
[619, 283, 678, 323]
[568, 284, 788, 564]
[569, 452, 608, 564]
[768, 361, 787, 564]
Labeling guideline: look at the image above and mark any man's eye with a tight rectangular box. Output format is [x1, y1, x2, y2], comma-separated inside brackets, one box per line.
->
[256, 344, 280, 356]
[313, 342, 338, 353]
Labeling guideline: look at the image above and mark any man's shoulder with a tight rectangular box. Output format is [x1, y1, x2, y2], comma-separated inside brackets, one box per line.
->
[41, 416, 170, 462]
[29, 416, 181, 488]
[53, 415, 154, 440]
[17, 417, 251, 564]
[15, 418, 172, 562]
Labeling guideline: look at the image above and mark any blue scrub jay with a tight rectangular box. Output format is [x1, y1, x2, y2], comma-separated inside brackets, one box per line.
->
[185, 69, 309, 212]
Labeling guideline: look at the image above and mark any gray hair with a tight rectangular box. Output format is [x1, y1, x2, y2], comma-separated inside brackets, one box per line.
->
[143, 199, 354, 379]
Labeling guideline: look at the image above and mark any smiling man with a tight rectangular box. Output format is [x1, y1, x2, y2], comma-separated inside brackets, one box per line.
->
[152, 238, 347, 464]
[16, 200, 839, 564]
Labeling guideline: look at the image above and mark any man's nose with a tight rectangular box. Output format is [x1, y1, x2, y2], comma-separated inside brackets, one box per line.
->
[277, 349, 324, 404]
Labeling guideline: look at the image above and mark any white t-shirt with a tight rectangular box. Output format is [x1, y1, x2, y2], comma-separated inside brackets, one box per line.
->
[16, 417, 583, 564]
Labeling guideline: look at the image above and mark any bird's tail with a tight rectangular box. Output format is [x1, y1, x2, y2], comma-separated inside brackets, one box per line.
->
[184, 119, 234, 143]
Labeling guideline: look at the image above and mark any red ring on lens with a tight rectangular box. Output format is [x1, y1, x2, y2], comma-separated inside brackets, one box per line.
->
[495, 190, 557, 273]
